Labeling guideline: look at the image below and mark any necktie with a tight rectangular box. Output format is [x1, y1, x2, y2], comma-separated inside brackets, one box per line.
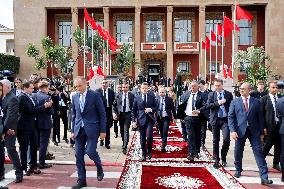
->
[191, 94, 196, 110]
[274, 95, 278, 121]
[244, 97, 248, 112]
[144, 94, 147, 104]
[123, 93, 127, 112]
[103, 89, 108, 107]
[160, 97, 164, 117]
[80, 94, 85, 112]
[218, 93, 223, 118]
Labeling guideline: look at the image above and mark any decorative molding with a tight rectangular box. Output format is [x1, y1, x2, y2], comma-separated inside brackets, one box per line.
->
[103, 7, 110, 14]
[135, 6, 141, 13]
[71, 7, 78, 15]
[167, 6, 173, 13]
[199, 6, 205, 13]
[205, 12, 223, 20]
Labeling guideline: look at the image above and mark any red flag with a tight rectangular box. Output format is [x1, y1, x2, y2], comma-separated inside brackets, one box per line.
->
[84, 8, 92, 22]
[217, 24, 223, 36]
[97, 25, 106, 40]
[88, 67, 95, 80]
[224, 16, 240, 37]
[223, 66, 227, 79]
[205, 36, 211, 46]
[89, 17, 98, 30]
[210, 30, 221, 43]
[97, 66, 106, 78]
[201, 41, 209, 50]
[227, 67, 233, 79]
[236, 5, 254, 21]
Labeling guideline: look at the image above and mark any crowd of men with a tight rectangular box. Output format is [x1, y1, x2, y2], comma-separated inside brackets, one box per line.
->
[0, 75, 283, 188]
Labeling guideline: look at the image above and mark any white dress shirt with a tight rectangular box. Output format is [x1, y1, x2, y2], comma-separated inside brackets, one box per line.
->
[122, 92, 130, 112]
[269, 93, 279, 122]
[185, 93, 197, 116]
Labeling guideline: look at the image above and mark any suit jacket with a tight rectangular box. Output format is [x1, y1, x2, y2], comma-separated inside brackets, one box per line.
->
[2, 90, 19, 132]
[206, 90, 233, 125]
[132, 93, 156, 126]
[32, 91, 53, 130]
[260, 94, 282, 131]
[113, 92, 134, 116]
[59, 92, 70, 111]
[177, 91, 206, 120]
[250, 91, 267, 99]
[18, 92, 46, 131]
[156, 95, 176, 121]
[276, 97, 284, 134]
[228, 96, 264, 138]
[96, 88, 115, 117]
[71, 90, 106, 138]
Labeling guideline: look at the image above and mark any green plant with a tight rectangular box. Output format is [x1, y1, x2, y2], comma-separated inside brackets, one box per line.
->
[0, 53, 20, 74]
[235, 46, 272, 87]
[113, 43, 137, 75]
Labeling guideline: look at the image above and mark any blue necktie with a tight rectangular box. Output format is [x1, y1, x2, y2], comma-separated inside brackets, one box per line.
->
[218, 93, 223, 118]
[191, 94, 196, 110]
[160, 97, 164, 117]
[79, 94, 85, 112]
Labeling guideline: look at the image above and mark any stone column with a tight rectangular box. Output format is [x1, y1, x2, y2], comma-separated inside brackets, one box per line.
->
[134, 6, 141, 80]
[71, 7, 79, 77]
[166, 6, 173, 81]
[231, 5, 239, 85]
[199, 5, 206, 79]
[103, 7, 110, 75]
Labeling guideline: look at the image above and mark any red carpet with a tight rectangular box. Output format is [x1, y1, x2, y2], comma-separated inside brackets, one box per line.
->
[152, 140, 188, 158]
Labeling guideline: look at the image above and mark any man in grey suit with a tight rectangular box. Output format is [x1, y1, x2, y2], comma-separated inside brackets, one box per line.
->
[1, 79, 23, 183]
[228, 82, 273, 186]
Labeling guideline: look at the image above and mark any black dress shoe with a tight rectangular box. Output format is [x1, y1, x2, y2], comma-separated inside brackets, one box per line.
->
[0, 186, 8, 189]
[122, 148, 127, 155]
[140, 154, 146, 161]
[273, 164, 281, 171]
[187, 155, 194, 162]
[71, 180, 87, 189]
[100, 140, 104, 146]
[97, 171, 104, 181]
[15, 175, 23, 183]
[0, 175, 4, 181]
[261, 179, 273, 185]
[195, 153, 200, 159]
[105, 145, 110, 149]
[39, 163, 52, 169]
[63, 138, 69, 144]
[213, 162, 220, 169]
[221, 161, 227, 167]
[114, 133, 118, 138]
[147, 153, 152, 160]
[234, 171, 241, 178]
[161, 147, 166, 152]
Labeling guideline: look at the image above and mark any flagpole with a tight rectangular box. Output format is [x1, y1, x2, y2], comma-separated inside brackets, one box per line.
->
[83, 10, 86, 78]
[91, 13, 94, 68]
[200, 37, 203, 79]
[209, 26, 212, 85]
[205, 41, 207, 81]
[232, 0, 237, 85]
[222, 12, 225, 70]
[215, 24, 218, 78]
[103, 40, 105, 74]
[109, 42, 112, 75]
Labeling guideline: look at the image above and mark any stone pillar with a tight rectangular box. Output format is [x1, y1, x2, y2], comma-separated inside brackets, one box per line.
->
[231, 5, 239, 85]
[71, 7, 79, 77]
[103, 7, 110, 75]
[166, 6, 173, 81]
[134, 6, 141, 80]
[199, 5, 206, 79]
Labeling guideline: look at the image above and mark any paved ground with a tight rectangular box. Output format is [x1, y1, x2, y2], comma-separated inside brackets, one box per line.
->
[0, 122, 283, 188]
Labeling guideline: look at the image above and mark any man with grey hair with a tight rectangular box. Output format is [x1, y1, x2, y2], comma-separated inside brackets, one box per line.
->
[1, 79, 23, 183]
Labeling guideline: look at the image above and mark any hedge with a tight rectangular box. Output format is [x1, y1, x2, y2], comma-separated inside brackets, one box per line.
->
[0, 53, 20, 74]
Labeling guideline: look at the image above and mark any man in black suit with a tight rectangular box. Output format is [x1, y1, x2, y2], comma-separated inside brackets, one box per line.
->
[206, 79, 233, 168]
[58, 86, 70, 143]
[156, 86, 176, 151]
[18, 81, 52, 175]
[96, 79, 115, 149]
[250, 80, 267, 99]
[1, 79, 23, 183]
[32, 80, 53, 169]
[113, 83, 134, 154]
[177, 81, 206, 161]
[276, 96, 284, 182]
[113, 84, 122, 138]
[261, 81, 282, 171]
[132, 82, 156, 161]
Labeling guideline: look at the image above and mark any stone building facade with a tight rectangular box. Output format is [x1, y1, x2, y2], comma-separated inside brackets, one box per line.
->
[14, 0, 284, 82]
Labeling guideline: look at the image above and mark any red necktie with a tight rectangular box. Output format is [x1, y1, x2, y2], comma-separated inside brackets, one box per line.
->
[244, 97, 248, 112]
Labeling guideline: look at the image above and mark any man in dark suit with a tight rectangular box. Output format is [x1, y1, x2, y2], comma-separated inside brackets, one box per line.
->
[177, 81, 206, 161]
[71, 77, 106, 189]
[228, 82, 273, 185]
[261, 81, 282, 171]
[1, 79, 23, 183]
[156, 86, 176, 151]
[276, 96, 284, 182]
[58, 86, 70, 143]
[206, 79, 233, 168]
[96, 80, 115, 149]
[132, 82, 156, 161]
[32, 80, 53, 169]
[113, 83, 134, 154]
[113, 84, 122, 138]
[18, 81, 52, 175]
[179, 89, 189, 142]
[250, 80, 267, 99]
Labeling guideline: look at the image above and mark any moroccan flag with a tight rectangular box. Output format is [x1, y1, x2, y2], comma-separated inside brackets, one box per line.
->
[227, 67, 233, 79]
[210, 30, 221, 43]
[89, 17, 98, 30]
[84, 8, 92, 23]
[217, 24, 223, 36]
[205, 36, 211, 46]
[88, 66, 95, 80]
[223, 66, 227, 79]
[223, 16, 240, 37]
[236, 4, 254, 21]
[97, 25, 107, 40]
[97, 66, 106, 78]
